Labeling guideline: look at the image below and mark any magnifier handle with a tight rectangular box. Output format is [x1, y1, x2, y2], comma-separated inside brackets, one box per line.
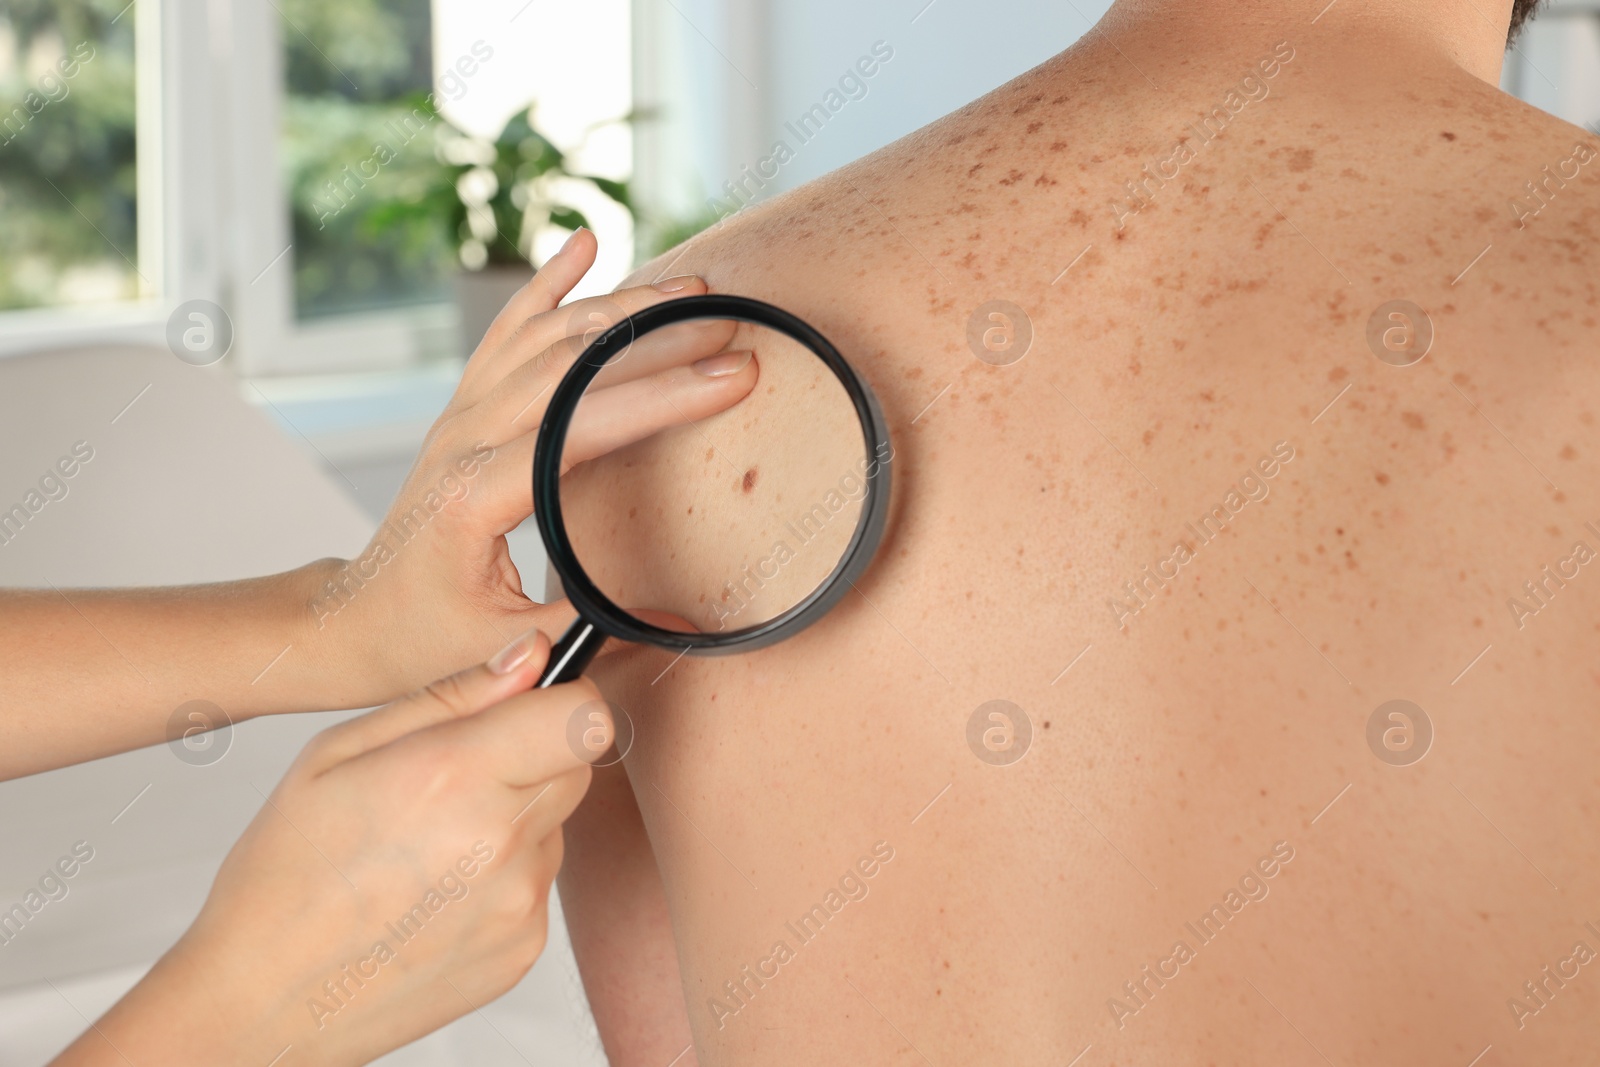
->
[537, 618, 604, 687]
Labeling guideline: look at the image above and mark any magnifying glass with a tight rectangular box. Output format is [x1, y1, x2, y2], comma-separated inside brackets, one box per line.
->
[532, 294, 892, 687]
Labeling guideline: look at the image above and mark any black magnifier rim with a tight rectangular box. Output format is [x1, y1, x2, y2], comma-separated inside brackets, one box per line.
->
[533, 293, 892, 654]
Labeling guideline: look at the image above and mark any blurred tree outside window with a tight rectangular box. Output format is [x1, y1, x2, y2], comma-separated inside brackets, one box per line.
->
[0, 0, 139, 312]
[280, 0, 455, 320]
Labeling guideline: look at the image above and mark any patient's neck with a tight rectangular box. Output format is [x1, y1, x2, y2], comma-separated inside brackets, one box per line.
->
[1099, 0, 1513, 85]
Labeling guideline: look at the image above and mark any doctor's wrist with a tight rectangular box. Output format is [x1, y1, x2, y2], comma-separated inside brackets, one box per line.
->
[260, 557, 410, 715]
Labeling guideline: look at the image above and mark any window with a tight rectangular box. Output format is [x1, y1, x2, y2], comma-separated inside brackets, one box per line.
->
[279, 0, 453, 320]
[0, 0, 143, 312]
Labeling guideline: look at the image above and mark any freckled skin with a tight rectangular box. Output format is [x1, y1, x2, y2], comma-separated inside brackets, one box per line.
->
[557, 10, 1600, 1067]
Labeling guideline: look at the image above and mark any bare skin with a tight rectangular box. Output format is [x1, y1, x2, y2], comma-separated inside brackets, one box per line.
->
[0, 231, 750, 780]
[4, 234, 757, 1063]
[558, 1, 1600, 1064]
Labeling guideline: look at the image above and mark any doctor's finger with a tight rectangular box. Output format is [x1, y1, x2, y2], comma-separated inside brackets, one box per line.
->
[461, 277, 713, 411]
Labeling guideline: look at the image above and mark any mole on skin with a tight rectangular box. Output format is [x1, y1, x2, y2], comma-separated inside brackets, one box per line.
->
[742, 468, 759, 493]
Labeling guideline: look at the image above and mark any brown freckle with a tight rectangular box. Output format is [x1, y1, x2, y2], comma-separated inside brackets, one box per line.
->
[687, 505, 694, 514]
[967, 162, 985, 178]
[1375, 472, 1390, 485]
[742, 468, 758, 493]
[705, 448, 715, 460]
[1069, 208, 1089, 228]
[628, 507, 637, 518]
[1287, 148, 1314, 172]
[1199, 389, 1215, 403]
[1026, 121, 1043, 134]
[1402, 411, 1426, 430]
[1452, 372, 1471, 387]
[1440, 131, 1456, 141]
[1329, 366, 1348, 382]
[907, 366, 924, 380]
[1043, 721, 1051, 729]
[1554, 491, 1567, 503]
[998, 169, 1026, 186]
[1050, 140, 1069, 152]
[1143, 429, 1155, 445]
[1560, 443, 1577, 460]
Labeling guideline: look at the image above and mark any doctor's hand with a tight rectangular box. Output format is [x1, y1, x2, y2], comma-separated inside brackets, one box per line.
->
[53, 628, 608, 1067]
[0, 230, 750, 782]
[307, 227, 756, 706]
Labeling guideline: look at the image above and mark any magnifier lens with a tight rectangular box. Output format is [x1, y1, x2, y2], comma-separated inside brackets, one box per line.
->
[556, 315, 873, 636]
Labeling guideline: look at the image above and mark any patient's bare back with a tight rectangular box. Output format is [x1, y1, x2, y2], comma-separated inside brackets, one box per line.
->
[571, 16, 1600, 1066]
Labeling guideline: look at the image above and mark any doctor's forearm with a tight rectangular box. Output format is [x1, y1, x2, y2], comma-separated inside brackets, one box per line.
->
[0, 558, 399, 780]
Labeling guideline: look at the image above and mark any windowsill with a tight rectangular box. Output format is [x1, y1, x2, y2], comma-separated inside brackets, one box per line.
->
[0, 300, 464, 378]
[245, 302, 464, 377]
[243, 360, 464, 466]
[0, 301, 169, 360]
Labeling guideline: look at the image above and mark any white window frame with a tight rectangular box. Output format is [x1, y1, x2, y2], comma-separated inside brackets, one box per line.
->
[0, 0, 215, 358]
[0, 0, 458, 376]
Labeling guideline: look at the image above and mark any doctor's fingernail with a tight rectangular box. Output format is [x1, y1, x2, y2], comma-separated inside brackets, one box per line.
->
[693, 350, 752, 377]
[558, 228, 587, 255]
[652, 275, 700, 292]
[489, 629, 540, 674]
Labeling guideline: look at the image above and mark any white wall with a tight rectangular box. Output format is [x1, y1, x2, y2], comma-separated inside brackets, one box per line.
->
[634, 0, 1114, 231]
[1502, 1, 1600, 130]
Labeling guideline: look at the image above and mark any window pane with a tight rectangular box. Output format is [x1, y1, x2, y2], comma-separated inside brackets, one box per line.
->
[0, 0, 139, 311]
[280, 0, 455, 320]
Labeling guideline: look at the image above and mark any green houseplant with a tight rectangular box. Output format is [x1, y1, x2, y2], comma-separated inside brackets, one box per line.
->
[365, 99, 636, 350]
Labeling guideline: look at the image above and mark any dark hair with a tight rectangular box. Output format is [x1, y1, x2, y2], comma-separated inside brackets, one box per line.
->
[1507, 0, 1544, 47]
